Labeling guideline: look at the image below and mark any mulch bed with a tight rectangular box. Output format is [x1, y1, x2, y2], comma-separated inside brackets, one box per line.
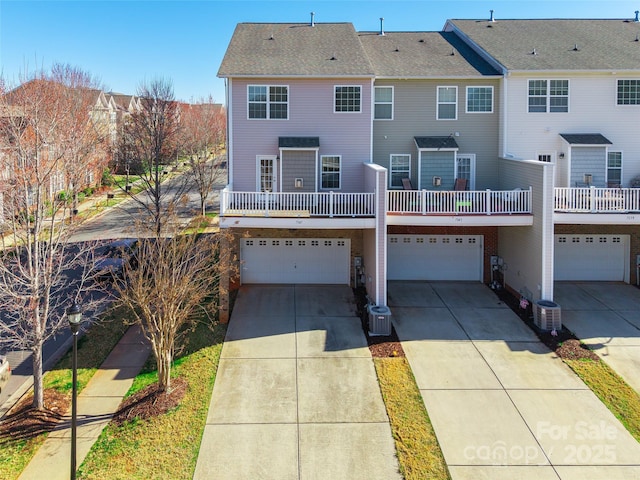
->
[111, 377, 188, 426]
[494, 287, 600, 362]
[0, 389, 70, 442]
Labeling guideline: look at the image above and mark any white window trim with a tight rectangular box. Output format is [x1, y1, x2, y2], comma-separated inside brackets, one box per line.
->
[334, 85, 362, 113]
[455, 153, 476, 190]
[465, 86, 494, 113]
[374, 86, 394, 120]
[536, 152, 555, 163]
[247, 85, 289, 120]
[255, 155, 277, 192]
[437, 86, 458, 120]
[616, 79, 640, 106]
[607, 150, 623, 186]
[389, 154, 411, 189]
[527, 79, 569, 113]
[320, 155, 341, 190]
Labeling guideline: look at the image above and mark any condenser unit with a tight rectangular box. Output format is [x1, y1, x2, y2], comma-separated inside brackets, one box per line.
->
[533, 300, 561, 331]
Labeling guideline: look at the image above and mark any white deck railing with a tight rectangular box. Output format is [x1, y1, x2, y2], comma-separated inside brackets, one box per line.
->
[220, 188, 376, 217]
[388, 188, 531, 215]
[555, 187, 640, 213]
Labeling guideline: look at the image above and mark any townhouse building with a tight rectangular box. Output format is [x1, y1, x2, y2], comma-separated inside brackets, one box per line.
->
[217, 14, 640, 321]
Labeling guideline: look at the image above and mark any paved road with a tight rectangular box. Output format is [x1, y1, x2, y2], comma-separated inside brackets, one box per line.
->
[1, 168, 225, 413]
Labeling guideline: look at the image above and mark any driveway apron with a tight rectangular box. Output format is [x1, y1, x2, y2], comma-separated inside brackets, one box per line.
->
[390, 281, 640, 480]
[193, 285, 401, 480]
[555, 282, 640, 394]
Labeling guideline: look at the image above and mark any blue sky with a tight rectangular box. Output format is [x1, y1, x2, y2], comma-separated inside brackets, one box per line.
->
[1, 1, 638, 103]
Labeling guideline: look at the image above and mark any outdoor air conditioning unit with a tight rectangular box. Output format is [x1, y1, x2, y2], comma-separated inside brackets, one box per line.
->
[533, 300, 561, 331]
[368, 304, 392, 336]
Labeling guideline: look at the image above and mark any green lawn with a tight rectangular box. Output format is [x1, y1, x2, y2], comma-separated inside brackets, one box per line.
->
[77, 320, 226, 480]
[0, 306, 130, 480]
[374, 357, 451, 480]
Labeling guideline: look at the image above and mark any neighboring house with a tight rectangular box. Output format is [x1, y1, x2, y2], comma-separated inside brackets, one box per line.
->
[446, 16, 640, 297]
[218, 14, 640, 321]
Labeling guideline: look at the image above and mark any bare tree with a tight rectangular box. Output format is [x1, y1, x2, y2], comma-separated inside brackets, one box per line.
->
[117, 78, 184, 236]
[113, 230, 235, 393]
[0, 66, 108, 409]
[180, 98, 226, 216]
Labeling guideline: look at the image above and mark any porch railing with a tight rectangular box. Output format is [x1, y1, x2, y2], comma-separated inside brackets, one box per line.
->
[554, 187, 640, 213]
[220, 188, 376, 217]
[388, 188, 531, 215]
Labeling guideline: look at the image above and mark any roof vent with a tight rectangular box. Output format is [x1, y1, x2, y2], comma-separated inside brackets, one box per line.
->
[573, 43, 579, 51]
[394, 47, 400, 52]
[269, 34, 274, 40]
[419, 38, 425, 43]
[635, 10, 639, 22]
[330, 56, 337, 61]
[531, 48, 537, 55]
[450, 48, 455, 56]
[310, 11, 315, 27]
[379, 17, 385, 36]
[636, 33, 639, 42]
[490, 9, 495, 22]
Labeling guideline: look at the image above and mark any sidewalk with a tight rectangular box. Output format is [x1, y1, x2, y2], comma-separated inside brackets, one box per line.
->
[18, 325, 150, 480]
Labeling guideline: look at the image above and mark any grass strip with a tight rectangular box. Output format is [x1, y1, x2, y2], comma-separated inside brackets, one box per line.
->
[565, 358, 640, 442]
[0, 305, 129, 480]
[374, 357, 451, 480]
[77, 320, 226, 480]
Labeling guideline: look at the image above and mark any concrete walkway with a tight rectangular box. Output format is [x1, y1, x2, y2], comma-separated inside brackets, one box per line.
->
[555, 282, 640, 394]
[389, 281, 640, 480]
[19, 325, 150, 480]
[193, 285, 401, 480]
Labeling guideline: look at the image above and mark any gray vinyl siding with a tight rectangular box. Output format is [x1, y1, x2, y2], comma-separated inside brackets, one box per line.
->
[419, 151, 455, 190]
[571, 147, 607, 187]
[372, 79, 501, 190]
[281, 151, 316, 192]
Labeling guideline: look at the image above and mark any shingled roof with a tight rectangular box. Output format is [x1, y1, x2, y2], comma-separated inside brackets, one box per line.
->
[218, 23, 375, 77]
[448, 19, 640, 71]
[358, 31, 500, 77]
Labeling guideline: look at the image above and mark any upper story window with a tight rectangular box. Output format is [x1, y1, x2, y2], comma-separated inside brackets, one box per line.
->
[374, 86, 393, 119]
[389, 154, 410, 188]
[321, 156, 341, 189]
[335, 86, 361, 113]
[617, 80, 640, 105]
[466, 86, 493, 113]
[437, 86, 457, 120]
[248, 85, 288, 119]
[528, 80, 568, 113]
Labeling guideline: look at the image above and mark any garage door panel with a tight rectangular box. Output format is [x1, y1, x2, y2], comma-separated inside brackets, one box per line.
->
[241, 238, 349, 284]
[554, 234, 628, 282]
[388, 235, 483, 281]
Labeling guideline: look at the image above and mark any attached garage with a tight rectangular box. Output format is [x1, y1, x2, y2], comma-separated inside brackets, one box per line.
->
[554, 234, 629, 282]
[387, 234, 483, 281]
[240, 238, 350, 284]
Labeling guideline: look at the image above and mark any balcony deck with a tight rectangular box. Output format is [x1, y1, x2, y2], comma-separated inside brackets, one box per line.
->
[554, 187, 640, 213]
[388, 188, 532, 216]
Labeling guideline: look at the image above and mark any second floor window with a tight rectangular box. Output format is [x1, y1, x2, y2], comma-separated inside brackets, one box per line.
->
[248, 85, 288, 119]
[390, 154, 410, 188]
[617, 80, 640, 105]
[321, 156, 341, 189]
[335, 86, 361, 112]
[437, 86, 457, 120]
[607, 152, 622, 186]
[466, 86, 493, 113]
[528, 80, 568, 113]
[374, 86, 393, 119]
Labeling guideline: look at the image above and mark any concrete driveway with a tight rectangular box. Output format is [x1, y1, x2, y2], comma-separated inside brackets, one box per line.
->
[555, 282, 640, 394]
[193, 285, 401, 480]
[389, 281, 640, 480]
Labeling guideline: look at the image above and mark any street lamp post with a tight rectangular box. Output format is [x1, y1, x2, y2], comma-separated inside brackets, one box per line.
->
[66, 302, 82, 480]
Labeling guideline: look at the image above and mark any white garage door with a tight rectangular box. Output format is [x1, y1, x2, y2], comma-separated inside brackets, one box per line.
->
[388, 235, 483, 281]
[240, 238, 350, 284]
[555, 234, 629, 282]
